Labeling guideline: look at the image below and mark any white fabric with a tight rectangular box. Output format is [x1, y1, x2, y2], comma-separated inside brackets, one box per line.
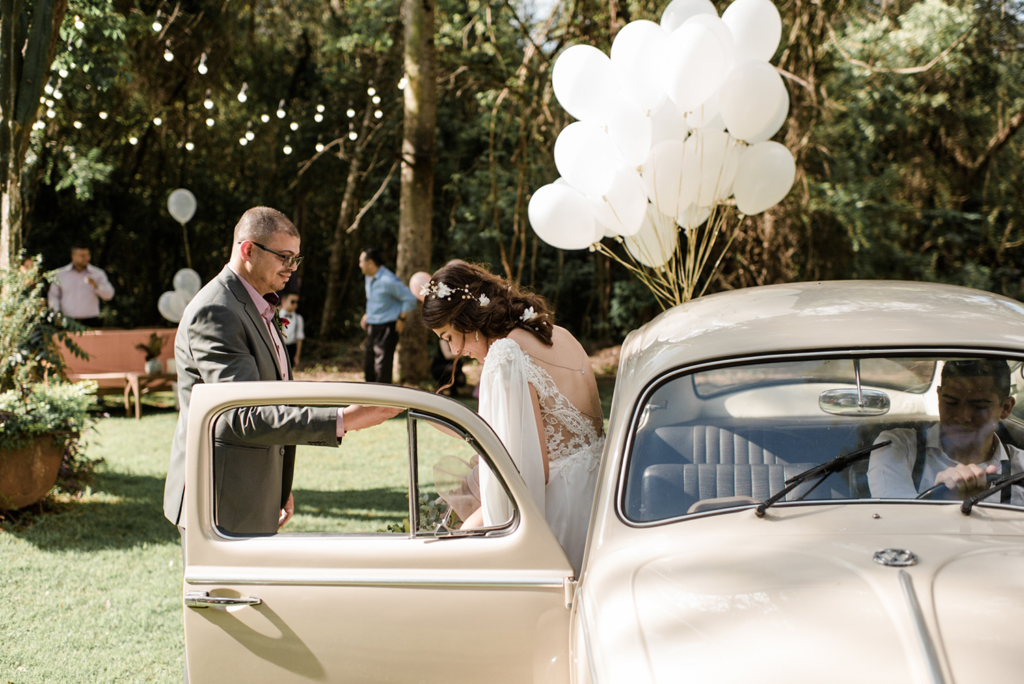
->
[478, 338, 603, 574]
[280, 310, 305, 344]
[869, 425, 1024, 504]
[48, 263, 115, 318]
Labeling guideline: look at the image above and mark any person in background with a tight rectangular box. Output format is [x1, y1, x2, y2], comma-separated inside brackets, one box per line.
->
[48, 243, 115, 328]
[359, 247, 418, 384]
[279, 292, 305, 367]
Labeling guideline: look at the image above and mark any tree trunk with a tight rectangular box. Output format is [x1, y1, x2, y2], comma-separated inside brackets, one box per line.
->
[0, 0, 68, 269]
[396, 0, 436, 384]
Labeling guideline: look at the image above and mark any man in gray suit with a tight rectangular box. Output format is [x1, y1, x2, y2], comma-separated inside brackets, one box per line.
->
[164, 206, 395, 535]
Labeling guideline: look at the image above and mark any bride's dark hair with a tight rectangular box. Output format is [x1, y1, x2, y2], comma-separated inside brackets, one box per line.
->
[421, 262, 554, 346]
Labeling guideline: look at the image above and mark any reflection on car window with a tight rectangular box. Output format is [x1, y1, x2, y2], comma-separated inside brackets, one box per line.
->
[625, 356, 1024, 523]
[211, 406, 514, 536]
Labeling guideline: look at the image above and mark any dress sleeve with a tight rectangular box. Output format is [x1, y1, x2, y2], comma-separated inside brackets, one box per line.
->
[477, 338, 546, 526]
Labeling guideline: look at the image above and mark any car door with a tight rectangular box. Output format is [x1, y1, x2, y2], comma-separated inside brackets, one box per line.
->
[183, 381, 574, 684]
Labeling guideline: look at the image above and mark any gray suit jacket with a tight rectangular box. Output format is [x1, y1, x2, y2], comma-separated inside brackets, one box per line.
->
[163, 266, 338, 534]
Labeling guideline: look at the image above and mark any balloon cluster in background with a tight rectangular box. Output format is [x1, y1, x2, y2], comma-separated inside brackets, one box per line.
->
[158, 269, 202, 322]
[528, 0, 797, 267]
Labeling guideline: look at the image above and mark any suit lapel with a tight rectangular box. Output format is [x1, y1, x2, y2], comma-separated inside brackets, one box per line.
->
[219, 266, 285, 380]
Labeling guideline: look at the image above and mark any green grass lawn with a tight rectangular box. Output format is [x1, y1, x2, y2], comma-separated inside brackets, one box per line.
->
[0, 380, 615, 682]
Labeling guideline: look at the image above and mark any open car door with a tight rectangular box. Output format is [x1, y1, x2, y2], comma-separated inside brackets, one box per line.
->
[182, 381, 574, 684]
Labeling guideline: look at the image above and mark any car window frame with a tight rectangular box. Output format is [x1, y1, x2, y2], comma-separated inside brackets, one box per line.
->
[616, 346, 1024, 528]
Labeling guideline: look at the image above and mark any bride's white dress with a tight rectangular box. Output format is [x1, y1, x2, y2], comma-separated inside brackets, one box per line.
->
[477, 337, 604, 574]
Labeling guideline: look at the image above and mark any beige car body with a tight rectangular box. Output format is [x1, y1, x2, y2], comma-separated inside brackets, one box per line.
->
[185, 281, 1024, 683]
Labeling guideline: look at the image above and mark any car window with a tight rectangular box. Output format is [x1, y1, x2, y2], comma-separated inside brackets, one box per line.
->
[210, 405, 514, 536]
[623, 355, 1024, 523]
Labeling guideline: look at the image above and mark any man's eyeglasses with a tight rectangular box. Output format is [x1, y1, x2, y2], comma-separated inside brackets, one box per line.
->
[239, 241, 304, 268]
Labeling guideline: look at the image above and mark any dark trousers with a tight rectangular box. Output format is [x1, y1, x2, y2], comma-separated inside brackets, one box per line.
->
[74, 316, 103, 328]
[364, 321, 398, 384]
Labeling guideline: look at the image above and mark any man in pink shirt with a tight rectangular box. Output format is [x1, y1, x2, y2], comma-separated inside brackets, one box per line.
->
[163, 206, 395, 536]
[47, 243, 115, 327]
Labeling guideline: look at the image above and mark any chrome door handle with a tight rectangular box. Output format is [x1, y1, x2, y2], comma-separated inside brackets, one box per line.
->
[185, 591, 262, 609]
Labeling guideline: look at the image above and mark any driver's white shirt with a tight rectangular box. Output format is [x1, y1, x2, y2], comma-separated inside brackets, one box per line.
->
[868, 425, 1024, 504]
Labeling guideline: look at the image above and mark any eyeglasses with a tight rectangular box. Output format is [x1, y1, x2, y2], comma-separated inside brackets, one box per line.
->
[240, 241, 304, 268]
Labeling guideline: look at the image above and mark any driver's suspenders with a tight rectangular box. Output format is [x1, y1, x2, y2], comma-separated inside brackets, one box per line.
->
[912, 425, 1014, 503]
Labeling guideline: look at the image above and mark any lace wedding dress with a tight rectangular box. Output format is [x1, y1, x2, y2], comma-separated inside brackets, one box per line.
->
[477, 337, 604, 574]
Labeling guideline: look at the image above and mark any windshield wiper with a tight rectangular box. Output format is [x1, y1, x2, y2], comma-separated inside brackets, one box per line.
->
[755, 440, 892, 517]
[961, 471, 1024, 515]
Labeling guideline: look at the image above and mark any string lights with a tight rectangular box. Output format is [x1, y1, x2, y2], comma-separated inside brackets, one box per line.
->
[153, 117, 163, 126]
[185, 142, 195, 151]
[99, 112, 108, 120]
[197, 53, 208, 75]
[260, 113, 270, 123]
[152, 11, 163, 32]
[74, 15, 85, 30]
[289, 122, 299, 131]
[204, 90, 214, 109]
[237, 83, 248, 103]
[276, 100, 286, 118]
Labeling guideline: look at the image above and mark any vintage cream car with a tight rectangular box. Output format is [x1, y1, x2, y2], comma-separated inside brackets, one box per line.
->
[182, 281, 1024, 683]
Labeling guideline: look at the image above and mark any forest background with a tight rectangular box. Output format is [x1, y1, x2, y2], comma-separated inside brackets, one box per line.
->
[6, 0, 1024, 358]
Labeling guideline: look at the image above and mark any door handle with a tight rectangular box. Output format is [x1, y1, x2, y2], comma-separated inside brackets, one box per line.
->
[185, 591, 262, 609]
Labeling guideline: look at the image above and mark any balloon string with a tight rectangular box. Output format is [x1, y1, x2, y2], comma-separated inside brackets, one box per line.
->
[181, 221, 193, 269]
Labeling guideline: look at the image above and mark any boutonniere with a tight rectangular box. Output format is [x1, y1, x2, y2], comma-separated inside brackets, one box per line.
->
[273, 310, 290, 335]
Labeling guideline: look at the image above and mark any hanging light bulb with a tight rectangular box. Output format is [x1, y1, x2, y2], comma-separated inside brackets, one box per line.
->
[367, 87, 376, 96]
[164, 49, 174, 62]
[197, 52, 208, 75]
[315, 142, 324, 152]
[374, 110, 382, 119]
[53, 91, 63, 100]
[44, 84, 53, 95]
[204, 89, 214, 110]
[346, 108, 355, 118]
[276, 99, 286, 118]
[45, 99, 54, 107]
[153, 117, 163, 126]
[74, 16, 85, 30]
[316, 104, 325, 113]
[289, 122, 299, 131]
[39, 96, 46, 104]
[239, 138, 248, 146]
[129, 136, 138, 145]
[73, 121, 83, 129]
[260, 113, 270, 123]
[314, 113, 323, 122]
[46, 109, 55, 118]
[349, 131, 357, 141]
[245, 131, 255, 141]
[283, 145, 293, 155]
[152, 11, 163, 32]
[372, 95, 380, 104]
[58, 68, 68, 78]
[237, 82, 248, 103]
[205, 118, 214, 127]
[185, 142, 195, 151]
[99, 111, 108, 120]
[398, 77, 408, 90]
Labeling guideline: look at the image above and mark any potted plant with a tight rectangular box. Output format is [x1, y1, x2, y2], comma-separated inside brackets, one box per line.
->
[136, 332, 165, 374]
[0, 255, 98, 511]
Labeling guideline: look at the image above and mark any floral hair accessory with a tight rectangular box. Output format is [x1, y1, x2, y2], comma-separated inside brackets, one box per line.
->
[435, 282, 454, 299]
[521, 306, 537, 322]
[478, 294, 490, 307]
[419, 281, 433, 297]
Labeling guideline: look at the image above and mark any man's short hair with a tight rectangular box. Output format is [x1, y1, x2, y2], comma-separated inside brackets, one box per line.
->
[361, 247, 383, 268]
[71, 242, 90, 252]
[941, 359, 1012, 399]
[233, 207, 299, 244]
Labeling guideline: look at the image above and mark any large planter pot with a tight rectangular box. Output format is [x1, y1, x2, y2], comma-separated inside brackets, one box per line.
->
[0, 435, 64, 510]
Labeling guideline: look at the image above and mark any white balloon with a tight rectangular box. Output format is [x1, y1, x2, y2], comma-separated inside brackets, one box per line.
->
[552, 45, 618, 122]
[625, 206, 680, 268]
[172, 268, 202, 300]
[683, 15, 736, 77]
[666, 22, 729, 113]
[722, 0, 783, 63]
[683, 91, 724, 131]
[649, 98, 690, 146]
[677, 203, 712, 231]
[528, 183, 602, 249]
[553, 121, 621, 195]
[611, 20, 671, 112]
[158, 290, 188, 323]
[606, 99, 652, 166]
[660, 0, 717, 33]
[718, 60, 785, 142]
[690, 129, 743, 206]
[746, 80, 789, 144]
[589, 167, 648, 237]
[641, 139, 697, 218]
[167, 188, 197, 224]
[732, 141, 796, 215]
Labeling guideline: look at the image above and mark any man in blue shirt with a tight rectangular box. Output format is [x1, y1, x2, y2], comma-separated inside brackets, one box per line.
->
[359, 247, 418, 383]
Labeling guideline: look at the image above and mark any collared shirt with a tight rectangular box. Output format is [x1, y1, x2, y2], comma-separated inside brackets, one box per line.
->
[228, 267, 344, 438]
[280, 310, 304, 345]
[868, 424, 1024, 504]
[365, 265, 418, 325]
[48, 263, 115, 319]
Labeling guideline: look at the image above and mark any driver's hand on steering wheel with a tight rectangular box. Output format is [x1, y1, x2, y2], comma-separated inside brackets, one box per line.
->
[934, 463, 999, 497]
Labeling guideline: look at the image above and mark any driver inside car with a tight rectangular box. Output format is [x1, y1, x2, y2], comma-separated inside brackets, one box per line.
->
[868, 359, 1024, 503]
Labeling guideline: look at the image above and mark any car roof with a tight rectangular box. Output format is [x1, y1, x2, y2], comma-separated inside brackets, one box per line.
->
[618, 280, 1024, 388]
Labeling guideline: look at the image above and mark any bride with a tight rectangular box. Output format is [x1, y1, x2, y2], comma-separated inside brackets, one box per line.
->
[421, 262, 604, 573]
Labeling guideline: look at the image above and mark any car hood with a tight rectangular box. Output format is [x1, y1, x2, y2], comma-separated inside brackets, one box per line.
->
[581, 504, 1024, 684]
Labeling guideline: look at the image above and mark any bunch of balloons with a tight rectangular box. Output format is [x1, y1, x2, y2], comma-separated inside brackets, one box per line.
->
[527, 0, 796, 267]
[158, 268, 202, 322]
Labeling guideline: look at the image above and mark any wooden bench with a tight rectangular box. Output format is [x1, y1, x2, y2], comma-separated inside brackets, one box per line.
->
[60, 328, 178, 419]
